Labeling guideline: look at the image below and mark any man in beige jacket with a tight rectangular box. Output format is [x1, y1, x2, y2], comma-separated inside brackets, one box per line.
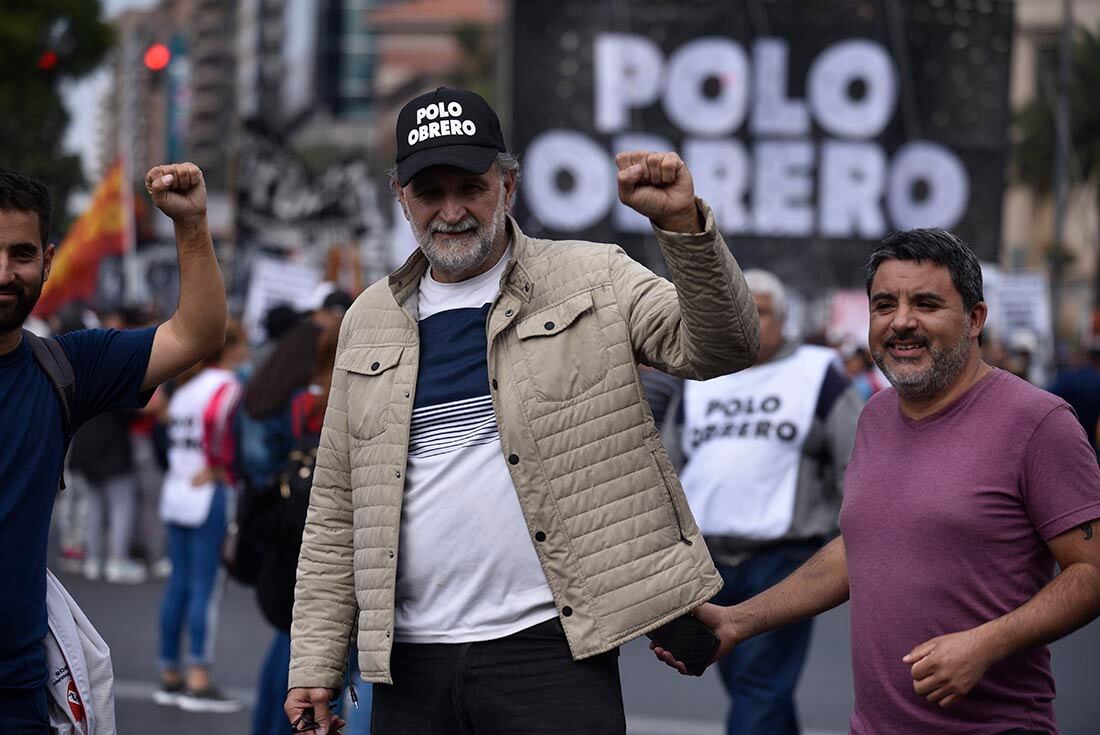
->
[285, 87, 760, 734]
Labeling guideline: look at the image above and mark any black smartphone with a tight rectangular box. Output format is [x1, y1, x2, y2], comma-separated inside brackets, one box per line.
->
[645, 613, 720, 676]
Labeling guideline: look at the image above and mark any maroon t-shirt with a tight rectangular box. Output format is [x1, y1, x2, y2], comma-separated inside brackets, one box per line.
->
[840, 369, 1100, 735]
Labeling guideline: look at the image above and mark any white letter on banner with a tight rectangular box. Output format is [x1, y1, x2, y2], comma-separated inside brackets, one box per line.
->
[808, 40, 896, 138]
[663, 38, 750, 136]
[612, 133, 676, 233]
[595, 34, 664, 133]
[524, 130, 615, 230]
[753, 141, 814, 236]
[887, 142, 969, 230]
[819, 141, 886, 238]
[684, 138, 751, 233]
[751, 39, 809, 136]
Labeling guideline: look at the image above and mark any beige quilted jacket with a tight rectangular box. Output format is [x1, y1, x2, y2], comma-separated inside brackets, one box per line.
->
[289, 200, 760, 687]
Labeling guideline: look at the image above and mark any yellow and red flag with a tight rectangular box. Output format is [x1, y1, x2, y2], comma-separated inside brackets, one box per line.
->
[35, 160, 127, 317]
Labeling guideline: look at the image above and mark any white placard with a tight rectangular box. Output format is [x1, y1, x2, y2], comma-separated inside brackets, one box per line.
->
[242, 255, 323, 343]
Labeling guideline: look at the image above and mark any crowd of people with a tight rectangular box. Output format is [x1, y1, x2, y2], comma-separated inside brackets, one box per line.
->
[2, 85, 1099, 735]
[33, 293, 373, 731]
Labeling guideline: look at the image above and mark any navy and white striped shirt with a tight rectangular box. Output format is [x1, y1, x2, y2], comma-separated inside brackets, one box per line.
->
[394, 249, 556, 643]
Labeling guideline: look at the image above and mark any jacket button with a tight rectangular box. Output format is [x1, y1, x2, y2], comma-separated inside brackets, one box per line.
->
[562, 606, 573, 617]
[535, 531, 546, 542]
[508, 453, 519, 465]
[491, 379, 498, 390]
[544, 321, 555, 330]
[505, 309, 514, 317]
[395, 470, 402, 479]
[370, 361, 380, 371]
[404, 391, 410, 399]
[388, 550, 394, 559]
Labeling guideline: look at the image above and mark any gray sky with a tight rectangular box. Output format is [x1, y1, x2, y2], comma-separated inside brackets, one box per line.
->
[62, 0, 158, 183]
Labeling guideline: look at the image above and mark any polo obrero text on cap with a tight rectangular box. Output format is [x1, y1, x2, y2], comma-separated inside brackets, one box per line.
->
[395, 87, 507, 186]
[407, 101, 479, 146]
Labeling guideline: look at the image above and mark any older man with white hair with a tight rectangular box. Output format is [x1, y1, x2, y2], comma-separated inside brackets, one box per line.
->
[669, 269, 863, 735]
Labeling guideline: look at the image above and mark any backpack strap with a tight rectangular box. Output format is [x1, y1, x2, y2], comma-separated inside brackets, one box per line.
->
[25, 330, 77, 490]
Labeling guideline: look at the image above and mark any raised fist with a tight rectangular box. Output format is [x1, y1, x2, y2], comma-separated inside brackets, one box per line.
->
[615, 151, 701, 234]
[145, 162, 207, 224]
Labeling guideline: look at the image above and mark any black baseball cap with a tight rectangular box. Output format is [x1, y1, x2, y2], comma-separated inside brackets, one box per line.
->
[395, 87, 506, 186]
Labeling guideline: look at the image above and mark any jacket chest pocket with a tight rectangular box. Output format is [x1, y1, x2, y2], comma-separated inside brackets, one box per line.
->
[515, 291, 610, 402]
[336, 345, 405, 440]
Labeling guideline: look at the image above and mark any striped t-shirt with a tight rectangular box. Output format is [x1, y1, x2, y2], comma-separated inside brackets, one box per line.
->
[394, 249, 556, 643]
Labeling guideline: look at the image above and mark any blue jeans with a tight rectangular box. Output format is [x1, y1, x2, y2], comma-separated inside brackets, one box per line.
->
[252, 631, 368, 735]
[159, 484, 228, 669]
[346, 647, 373, 735]
[251, 630, 290, 735]
[711, 540, 821, 735]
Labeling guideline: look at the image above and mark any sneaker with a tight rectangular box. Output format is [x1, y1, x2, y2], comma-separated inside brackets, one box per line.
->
[151, 557, 172, 580]
[82, 558, 102, 581]
[58, 546, 85, 575]
[152, 680, 185, 707]
[104, 559, 148, 585]
[178, 686, 242, 713]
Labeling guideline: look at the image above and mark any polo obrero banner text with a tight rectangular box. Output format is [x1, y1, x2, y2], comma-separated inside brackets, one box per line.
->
[511, 0, 1014, 291]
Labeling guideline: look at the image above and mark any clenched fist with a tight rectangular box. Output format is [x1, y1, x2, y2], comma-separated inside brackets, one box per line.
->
[615, 151, 702, 234]
[145, 162, 207, 225]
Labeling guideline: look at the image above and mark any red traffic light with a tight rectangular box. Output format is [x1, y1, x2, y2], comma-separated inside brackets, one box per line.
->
[37, 50, 59, 70]
[143, 43, 171, 71]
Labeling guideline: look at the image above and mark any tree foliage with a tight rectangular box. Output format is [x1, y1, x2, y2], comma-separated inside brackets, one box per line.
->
[1014, 25, 1100, 193]
[0, 1, 113, 229]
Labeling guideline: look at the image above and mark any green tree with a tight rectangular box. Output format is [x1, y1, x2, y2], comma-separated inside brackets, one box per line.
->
[1014, 25, 1100, 308]
[0, 1, 113, 230]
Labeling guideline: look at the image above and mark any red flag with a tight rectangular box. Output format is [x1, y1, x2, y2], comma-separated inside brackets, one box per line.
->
[35, 160, 127, 316]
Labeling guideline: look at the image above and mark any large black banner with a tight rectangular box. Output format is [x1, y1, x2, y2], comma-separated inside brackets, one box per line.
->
[511, 0, 1013, 291]
[235, 126, 385, 252]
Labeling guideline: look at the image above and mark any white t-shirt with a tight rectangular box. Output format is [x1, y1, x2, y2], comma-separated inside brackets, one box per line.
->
[394, 250, 557, 643]
[160, 367, 239, 527]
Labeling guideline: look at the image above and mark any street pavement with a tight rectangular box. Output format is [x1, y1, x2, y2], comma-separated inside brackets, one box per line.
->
[57, 568, 1100, 734]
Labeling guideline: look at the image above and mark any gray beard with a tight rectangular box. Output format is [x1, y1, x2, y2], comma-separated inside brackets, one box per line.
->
[872, 326, 972, 403]
[412, 191, 508, 277]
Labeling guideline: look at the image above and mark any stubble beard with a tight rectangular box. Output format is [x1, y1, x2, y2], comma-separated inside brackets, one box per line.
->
[411, 188, 508, 278]
[872, 324, 973, 403]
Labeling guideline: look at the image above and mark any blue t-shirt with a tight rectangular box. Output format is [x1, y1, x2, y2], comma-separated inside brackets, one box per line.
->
[0, 327, 156, 688]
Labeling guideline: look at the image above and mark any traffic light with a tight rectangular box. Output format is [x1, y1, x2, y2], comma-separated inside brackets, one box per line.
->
[143, 43, 171, 72]
[37, 50, 59, 70]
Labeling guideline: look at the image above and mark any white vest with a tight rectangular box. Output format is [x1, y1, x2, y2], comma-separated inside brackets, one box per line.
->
[680, 345, 836, 540]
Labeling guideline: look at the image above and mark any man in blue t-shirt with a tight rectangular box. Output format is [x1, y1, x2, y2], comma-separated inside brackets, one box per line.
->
[0, 163, 227, 732]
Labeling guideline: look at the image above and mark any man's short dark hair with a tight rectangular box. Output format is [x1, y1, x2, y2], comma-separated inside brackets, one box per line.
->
[0, 168, 52, 247]
[864, 228, 984, 311]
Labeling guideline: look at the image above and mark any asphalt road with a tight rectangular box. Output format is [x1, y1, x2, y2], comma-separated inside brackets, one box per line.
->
[55, 568, 1100, 734]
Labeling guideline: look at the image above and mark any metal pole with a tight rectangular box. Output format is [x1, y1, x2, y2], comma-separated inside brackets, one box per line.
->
[1050, 0, 1073, 343]
[119, 32, 144, 306]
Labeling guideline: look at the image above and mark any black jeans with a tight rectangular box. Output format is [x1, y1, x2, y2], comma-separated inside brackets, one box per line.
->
[372, 617, 626, 735]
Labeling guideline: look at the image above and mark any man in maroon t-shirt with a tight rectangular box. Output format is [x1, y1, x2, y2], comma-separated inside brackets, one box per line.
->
[654, 229, 1100, 735]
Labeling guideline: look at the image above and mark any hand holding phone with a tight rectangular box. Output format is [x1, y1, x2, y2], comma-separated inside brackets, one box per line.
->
[645, 613, 720, 676]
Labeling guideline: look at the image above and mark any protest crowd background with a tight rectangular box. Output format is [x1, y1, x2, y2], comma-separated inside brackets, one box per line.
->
[4, 0, 1100, 733]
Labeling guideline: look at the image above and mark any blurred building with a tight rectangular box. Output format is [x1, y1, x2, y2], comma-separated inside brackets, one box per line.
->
[99, 0, 236, 190]
[364, 0, 503, 161]
[1006, 0, 1100, 342]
